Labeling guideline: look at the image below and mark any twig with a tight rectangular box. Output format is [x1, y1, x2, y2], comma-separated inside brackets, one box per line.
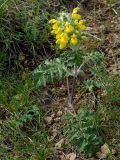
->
[66, 77, 76, 114]
[86, 33, 102, 41]
[70, 75, 76, 104]
[75, 62, 85, 77]
[66, 77, 72, 106]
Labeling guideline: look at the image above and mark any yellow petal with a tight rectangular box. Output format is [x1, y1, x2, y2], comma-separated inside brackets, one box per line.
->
[56, 33, 62, 39]
[57, 28, 62, 34]
[72, 13, 81, 20]
[78, 19, 86, 25]
[70, 34, 78, 45]
[72, 7, 80, 14]
[65, 24, 74, 33]
[49, 19, 57, 24]
[52, 23, 59, 30]
[61, 33, 69, 43]
[56, 39, 60, 44]
[59, 42, 67, 49]
[51, 30, 56, 34]
[78, 25, 87, 31]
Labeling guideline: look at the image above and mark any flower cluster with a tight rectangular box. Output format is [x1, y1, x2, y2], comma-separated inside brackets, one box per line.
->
[49, 7, 87, 49]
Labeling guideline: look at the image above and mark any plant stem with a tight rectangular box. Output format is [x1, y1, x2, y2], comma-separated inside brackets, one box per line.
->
[66, 77, 72, 107]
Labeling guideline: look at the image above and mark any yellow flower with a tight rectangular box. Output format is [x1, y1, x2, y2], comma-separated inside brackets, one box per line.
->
[50, 19, 61, 35]
[78, 24, 87, 31]
[59, 42, 67, 49]
[72, 13, 81, 20]
[65, 22, 74, 33]
[52, 26, 57, 30]
[51, 27, 62, 42]
[51, 29, 57, 34]
[51, 30, 55, 34]
[78, 19, 86, 25]
[57, 27, 62, 34]
[56, 32, 62, 40]
[59, 33, 69, 49]
[70, 34, 78, 45]
[49, 19, 57, 24]
[72, 7, 80, 14]
[52, 22, 59, 30]
[77, 20, 87, 31]
[49, 7, 88, 49]
[61, 33, 69, 43]
[56, 39, 60, 44]
[51, 27, 62, 35]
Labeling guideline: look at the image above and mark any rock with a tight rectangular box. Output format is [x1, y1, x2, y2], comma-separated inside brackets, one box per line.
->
[112, 149, 117, 155]
[52, 128, 58, 137]
[44, 116, 53, 125]
[97, 143, 110, 159]
[101, 143, 110, 155]
[66, 152, 76, 160]
[64, 107, 68, 111]
[54, 117, 61, 122]
[57, 111, 63, 117]
[51, 113, 55, 118]
[96, 152, 107, 159]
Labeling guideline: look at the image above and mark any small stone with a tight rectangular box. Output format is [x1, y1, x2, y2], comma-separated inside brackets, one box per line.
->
[52, 128, 57, 137]
[44, 116, 53, 125]
[60, 154, 66, 160]
[96, 152, 107, 159]
[66, 152, 76, 160]
[57, 111, 62, 117]
[97, 143, 111, 159]
[51, 113, 55, 118]
[54, 117, 61, 122]
[99, 25, 105, 32]
[112, 149, 117, 155]
[101, 143, 110, 155]
[64, 107, 68, 111]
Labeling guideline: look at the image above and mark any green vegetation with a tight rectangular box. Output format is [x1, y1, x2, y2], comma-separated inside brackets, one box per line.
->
[0, 0, 120, 159]
[0, 75, 52, 159]
[64, 109, 102, 156]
